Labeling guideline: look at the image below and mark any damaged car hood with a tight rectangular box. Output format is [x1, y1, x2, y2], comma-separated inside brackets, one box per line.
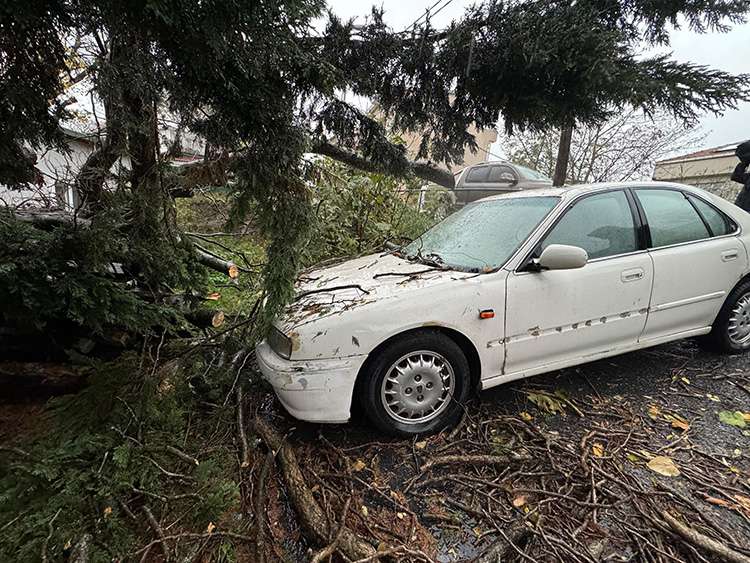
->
[279, 253, 471, 331]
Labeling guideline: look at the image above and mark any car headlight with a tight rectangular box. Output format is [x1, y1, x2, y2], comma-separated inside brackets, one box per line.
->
[268, 327, 292, 359]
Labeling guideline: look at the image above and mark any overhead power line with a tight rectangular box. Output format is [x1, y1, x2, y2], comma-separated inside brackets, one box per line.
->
[402, 0, 457, 33]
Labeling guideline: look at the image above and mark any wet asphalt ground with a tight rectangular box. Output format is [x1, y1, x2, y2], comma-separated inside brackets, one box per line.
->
[268, 337, 750, 561]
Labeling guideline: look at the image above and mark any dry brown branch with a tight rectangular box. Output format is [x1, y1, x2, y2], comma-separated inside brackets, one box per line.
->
[41, 508, 61, 563]
[255, 451, 273, 563]
[474, 522, 534, 563]
[420, 452, 532, 473]
[661, 511, 750, 563]
[143, 445, 199, 466]
[309, 496, 352, 563]
[252, 416, 377, 561]
[236, 385, 250, 468]
[142, 505, 171, 560]
[132, 530, 255, 557]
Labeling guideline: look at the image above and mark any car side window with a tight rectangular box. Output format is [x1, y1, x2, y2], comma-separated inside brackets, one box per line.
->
[487, 165, 518, 184]
[466, 167, 488, 183]
[541, 191, 637, 260]
[687, 195, 734, 237]
[636, 189, 710, 247]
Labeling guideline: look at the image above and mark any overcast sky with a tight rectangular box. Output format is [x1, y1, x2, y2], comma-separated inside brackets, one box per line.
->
[323, 0, 749, 151]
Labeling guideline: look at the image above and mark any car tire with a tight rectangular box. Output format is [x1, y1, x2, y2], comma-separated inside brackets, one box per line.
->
[359, 331, 470, 437]
[698, 278, 750, 354]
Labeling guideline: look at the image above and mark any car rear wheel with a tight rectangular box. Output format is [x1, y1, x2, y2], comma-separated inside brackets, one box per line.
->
[359, 331, 470, 437]
[699, 278, 750, 354]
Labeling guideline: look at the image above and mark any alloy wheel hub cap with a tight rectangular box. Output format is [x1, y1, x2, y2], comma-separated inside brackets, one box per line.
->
[728, 293, 750, 344]
[381, 351, 454, 423]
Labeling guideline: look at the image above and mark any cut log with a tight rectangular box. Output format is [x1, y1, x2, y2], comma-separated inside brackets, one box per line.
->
[130, 290, 226, 329]
[194, 244, 239, 278]
[185, 308, 225, 329]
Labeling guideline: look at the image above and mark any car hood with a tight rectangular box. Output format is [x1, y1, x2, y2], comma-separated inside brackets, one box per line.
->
[279, 252, 470, 331]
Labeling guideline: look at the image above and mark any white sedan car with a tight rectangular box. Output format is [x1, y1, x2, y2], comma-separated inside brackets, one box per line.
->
[257, 182, 750, 436]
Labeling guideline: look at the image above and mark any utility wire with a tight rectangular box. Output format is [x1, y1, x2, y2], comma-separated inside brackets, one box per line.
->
[402, 0, 457, 33]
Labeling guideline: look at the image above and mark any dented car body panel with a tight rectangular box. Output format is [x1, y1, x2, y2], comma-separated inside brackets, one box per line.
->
[256, 182, 750, 425]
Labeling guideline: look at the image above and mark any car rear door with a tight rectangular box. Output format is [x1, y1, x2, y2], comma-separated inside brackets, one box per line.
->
[503, 189, 653, 377]
[634, 188, 747, 342]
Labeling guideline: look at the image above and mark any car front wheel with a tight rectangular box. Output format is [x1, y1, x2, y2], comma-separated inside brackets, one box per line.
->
[359, 331, 470, 437]
[700, 278, 750, 354]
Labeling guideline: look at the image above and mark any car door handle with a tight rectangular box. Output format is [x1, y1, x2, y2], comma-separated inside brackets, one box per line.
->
[722, 250, 739, 262]
[621, 268, 644, 282]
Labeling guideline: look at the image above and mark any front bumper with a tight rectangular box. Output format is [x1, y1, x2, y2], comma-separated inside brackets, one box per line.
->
[255, 340, 367, 423]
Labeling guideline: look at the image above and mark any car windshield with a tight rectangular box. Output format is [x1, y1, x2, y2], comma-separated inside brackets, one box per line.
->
[516, 165, 552, 182]
[403, 196, 559, 271]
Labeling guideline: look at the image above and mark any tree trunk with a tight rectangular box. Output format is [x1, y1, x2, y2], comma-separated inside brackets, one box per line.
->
[553, 125, 574, 186]
[312, 140, 455, 189]
[0, 362, 88, 396]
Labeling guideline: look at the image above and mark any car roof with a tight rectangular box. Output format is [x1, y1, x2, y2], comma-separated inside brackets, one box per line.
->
[475, 181, 709, 202]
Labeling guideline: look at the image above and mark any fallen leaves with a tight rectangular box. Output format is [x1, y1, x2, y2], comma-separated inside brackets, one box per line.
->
[705, 495, 750, 518]
[527, 392, 566, 415]
[592, 443, 604, 457]
[647, 456, 681, 477]
[671, 420, 690, 431]
[706, 497, 731, 508]
[352, 459, 366, 471]
[718, 410, 747, 428]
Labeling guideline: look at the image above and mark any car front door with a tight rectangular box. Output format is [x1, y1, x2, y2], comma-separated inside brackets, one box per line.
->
[502, 189, 654, 378]
[634, 188, 747, 342]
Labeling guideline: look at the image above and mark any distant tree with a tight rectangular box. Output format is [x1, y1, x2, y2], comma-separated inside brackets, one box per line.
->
[498, 110, 707, 185]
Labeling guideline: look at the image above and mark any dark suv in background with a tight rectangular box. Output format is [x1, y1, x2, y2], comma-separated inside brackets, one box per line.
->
[452, 161, 553, 206]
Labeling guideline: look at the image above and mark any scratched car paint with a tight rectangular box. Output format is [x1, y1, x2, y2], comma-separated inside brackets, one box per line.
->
[257, 182, 750, 436]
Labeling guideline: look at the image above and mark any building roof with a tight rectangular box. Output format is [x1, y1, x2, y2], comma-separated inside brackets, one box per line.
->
[656, 141, 746, 165]
[172, 155, 203, 163]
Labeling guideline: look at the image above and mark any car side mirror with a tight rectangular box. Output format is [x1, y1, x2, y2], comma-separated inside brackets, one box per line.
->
[499, 172, 518, 187]
[536, 244, 588, 270]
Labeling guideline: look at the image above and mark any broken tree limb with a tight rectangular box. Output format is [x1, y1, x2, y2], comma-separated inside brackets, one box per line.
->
[420, 452, 532, 473]
[236, 386, 250, 468]
[311, 140, 455, 190]
[0, 362, 89, 396]
[251, 417, 377, 561]
[473, 522, 531, 563]
[194, 244, 239, 278]
[9, 210, 239, 279]
[142, 505, 171, 560]
[661, 511, 750, 563]
[11, 210, 92, 230]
